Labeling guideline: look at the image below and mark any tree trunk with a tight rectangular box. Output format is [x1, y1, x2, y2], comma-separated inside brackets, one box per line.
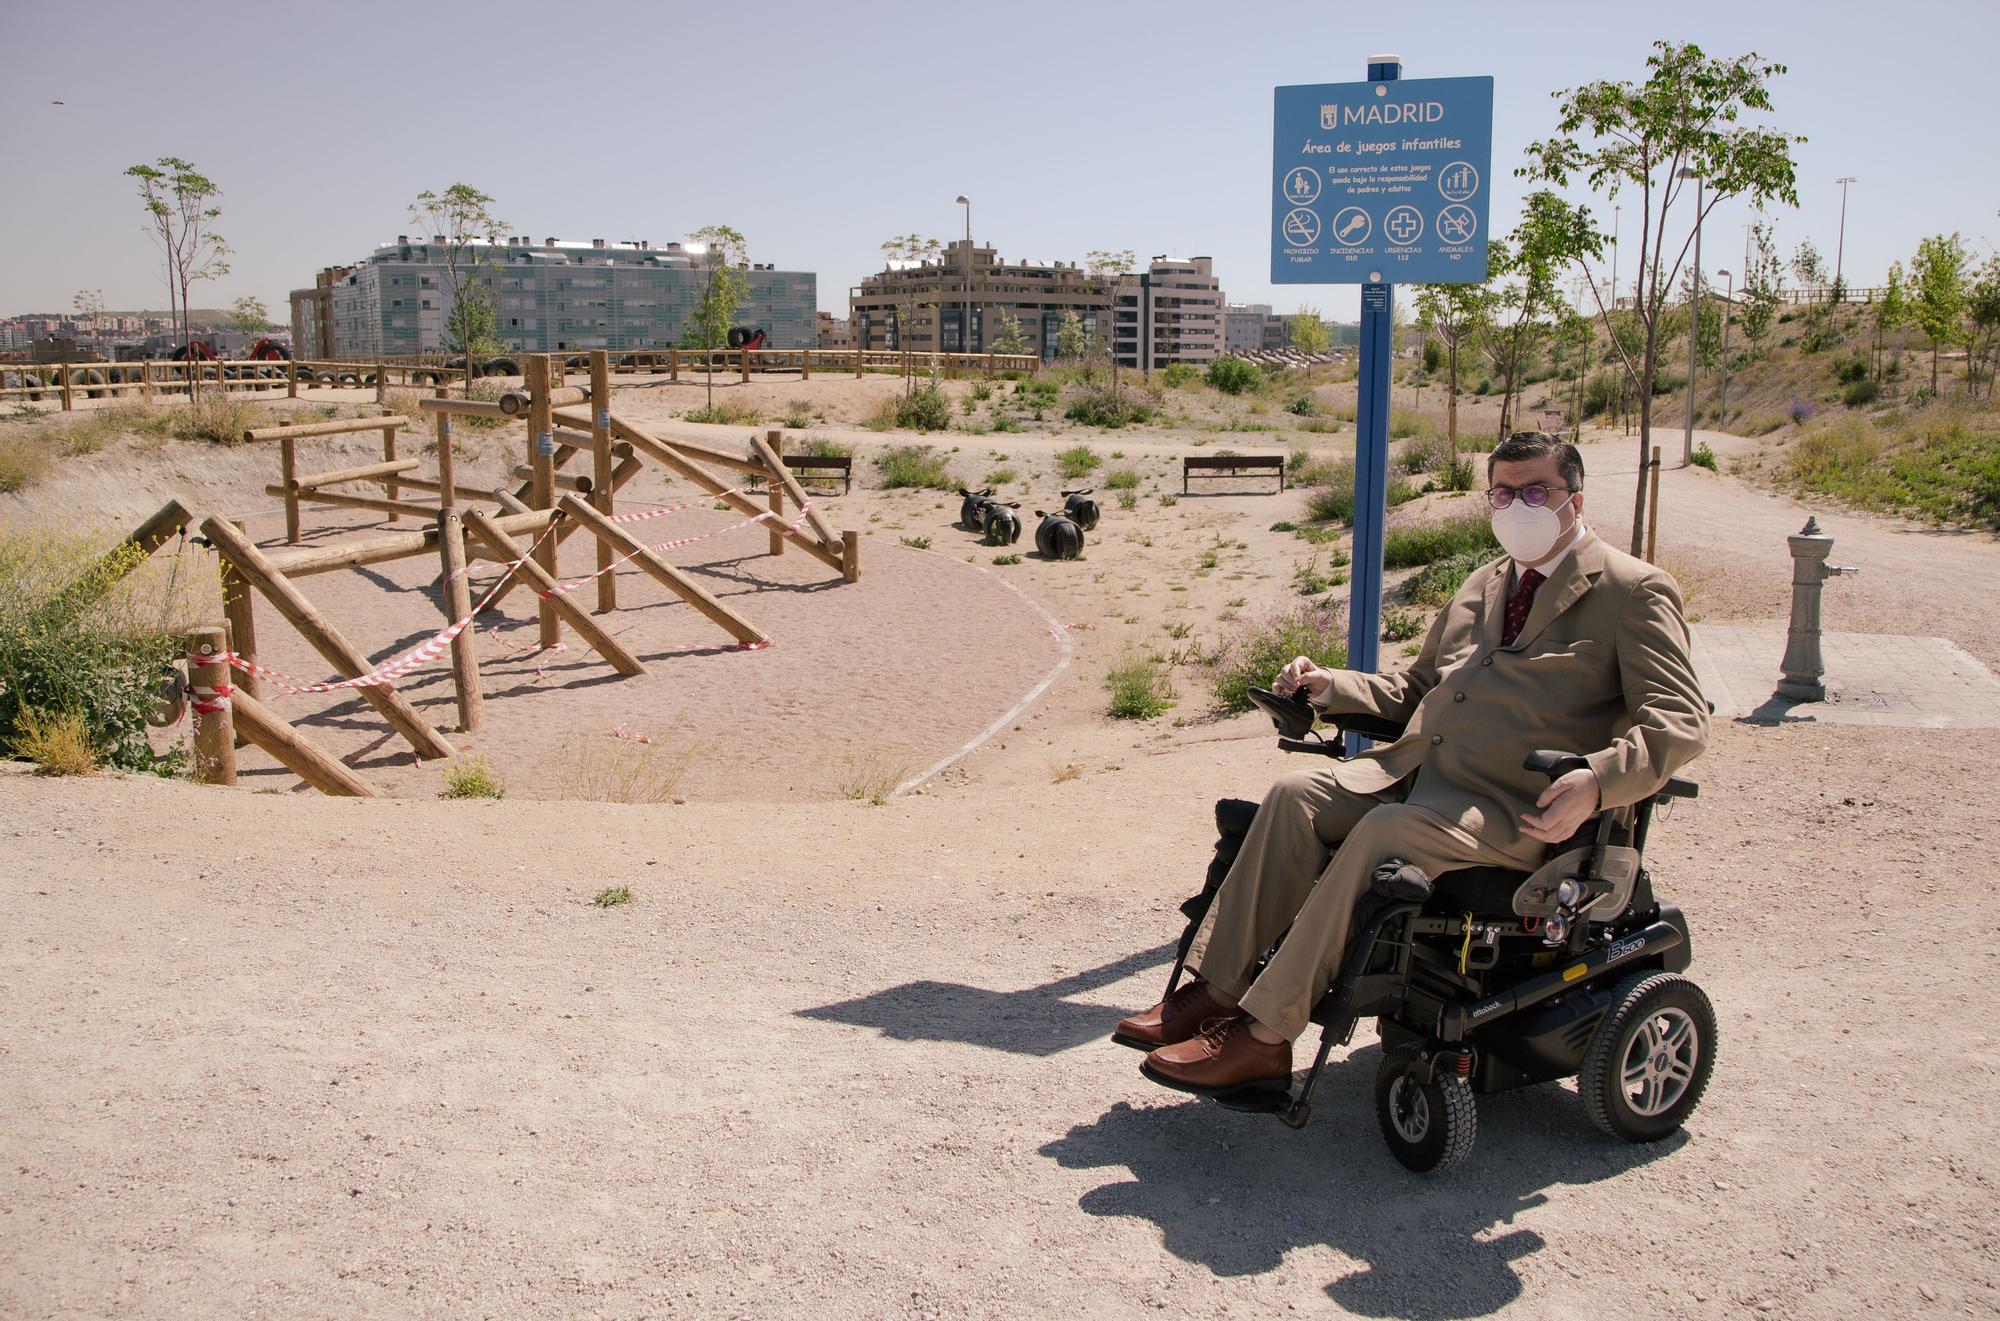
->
[1632, 339, 1656, 557]
[1446, 340, 1460, 471]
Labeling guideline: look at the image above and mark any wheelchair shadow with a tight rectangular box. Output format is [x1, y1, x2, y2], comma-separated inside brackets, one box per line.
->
[796, 943, 1177, 1057]
[1042, 1063, 1684, 1319]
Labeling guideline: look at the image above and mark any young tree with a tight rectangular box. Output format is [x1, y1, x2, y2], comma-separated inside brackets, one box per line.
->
[1413, 278, 1494, 474]
[1908, 232, 1968, 396]
[125, 157, 230, 361]
[1086, 249, 1135, 392]
[1055, 310, 1087, 361]
[72, 289, 105, 335]
[988, 307, 1030, 356]
[879, 233, 942, 391]
[1737, 218, 1784, 355]
[407, 183, 507, 357]
[1789, 237, 1835, 350]
[1872, 260, 1907, 382]
[1523, 40, 1802, 553]
[684, 225, 751, 411]
[1480, 192, 1595, 440]
[229, 295, 270, 336]
[1290, 305, 1333, 354]
[1967, 255, 2000, 399]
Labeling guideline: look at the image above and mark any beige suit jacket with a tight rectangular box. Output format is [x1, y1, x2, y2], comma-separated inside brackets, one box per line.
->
[1315, 530, 1710, 861]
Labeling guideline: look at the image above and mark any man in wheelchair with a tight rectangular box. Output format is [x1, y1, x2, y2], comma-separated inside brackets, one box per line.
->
[1114, 431, 1713, 1169]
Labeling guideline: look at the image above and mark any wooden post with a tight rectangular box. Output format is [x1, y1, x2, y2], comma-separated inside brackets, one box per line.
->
[669, 348, 680, 382]
[437, 509, 483, 733]
[751, 432, 838, 549]
[767, 430, 785, 557]
[1646, 445, 1663, 564]
[843, 530, 861, 584]
[230, 688, 380, 797]
[739, 349, 750, 384]
[375, 361, 388, 407]
[188, 625, 236, 786]
[855, 346, 864, 378]
[223, 520, 261, 708]
[280, 437, 301, 543]
[526, 354, 559, 648]
[460, 509, 646, 676]
[198, 516, 458, 761]
[381, 420, 401, 520]
[589, 350, 615, 612]
[141, 361, 155, 404]
[287, 356, 298, 398]
[556, 496, 769, 647]
[433, 383, 456, 510]
[59, 365, 73, 412]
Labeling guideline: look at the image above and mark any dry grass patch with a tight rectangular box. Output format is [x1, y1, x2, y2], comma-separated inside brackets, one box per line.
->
[0, 435, 53, 492]
[834, 744, 913, 804]
[8, 708, 98, 775]
[555, 724, 708, 803]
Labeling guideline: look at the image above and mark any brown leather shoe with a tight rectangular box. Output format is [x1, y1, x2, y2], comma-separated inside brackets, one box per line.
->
[1140, 1016, 1293, 1096]
[1112, 979, 1234, 1051]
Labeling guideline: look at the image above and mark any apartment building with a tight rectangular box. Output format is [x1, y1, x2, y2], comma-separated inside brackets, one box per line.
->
[816, 311, 854, 349]
[1112, 257, 1224, 372]
[312, 236, 816, 357]
[850, 239, 1112, 360]
[1223, 302, 1273, 353]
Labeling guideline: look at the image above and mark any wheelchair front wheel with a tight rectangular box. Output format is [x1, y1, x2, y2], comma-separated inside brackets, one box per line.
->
[1578, 971, 1717, 1142]
[1375, 1052, 1477, 1173]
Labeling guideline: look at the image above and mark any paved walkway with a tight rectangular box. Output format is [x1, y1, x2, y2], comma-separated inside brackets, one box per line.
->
[1694, 624, 2000, 727]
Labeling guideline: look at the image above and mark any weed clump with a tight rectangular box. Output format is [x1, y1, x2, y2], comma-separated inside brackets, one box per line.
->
[441, 754, 506, 799]
[872, 444, 955, 490]
[1106, 654, 1175, 720]
[1383, 510, 1500, 567]
[1207, 601, 1347, 714]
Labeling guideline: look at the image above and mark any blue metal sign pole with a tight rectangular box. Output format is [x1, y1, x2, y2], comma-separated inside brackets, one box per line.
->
[1347, 55, 1399, 754]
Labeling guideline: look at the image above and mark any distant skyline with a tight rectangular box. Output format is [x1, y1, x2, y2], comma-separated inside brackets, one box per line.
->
[5, 0, 1997, 325]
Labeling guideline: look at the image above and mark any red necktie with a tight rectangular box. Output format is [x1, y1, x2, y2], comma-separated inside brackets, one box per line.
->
[1502, 568, 1545, 647]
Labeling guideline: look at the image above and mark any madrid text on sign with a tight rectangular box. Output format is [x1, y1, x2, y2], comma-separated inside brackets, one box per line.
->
[1270, 75, 1493, 286]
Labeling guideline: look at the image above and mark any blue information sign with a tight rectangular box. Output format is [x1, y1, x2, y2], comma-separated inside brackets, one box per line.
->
[1271, 75, 1493, 285]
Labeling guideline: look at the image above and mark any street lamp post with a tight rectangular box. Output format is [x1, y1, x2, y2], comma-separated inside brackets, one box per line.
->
[955, 195, 971, 356]
[1716, 268, 1733, 424]
[1678, 167, 1703, 465]
[1833, 177, 1856, 301]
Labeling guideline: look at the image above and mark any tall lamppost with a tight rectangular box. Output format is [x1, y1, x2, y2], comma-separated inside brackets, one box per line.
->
[955, 195, 971, 356]
[1677, 167, 1703, 465]
[1833, 176, 1857, 301]
[1716, 268, 1734, 424]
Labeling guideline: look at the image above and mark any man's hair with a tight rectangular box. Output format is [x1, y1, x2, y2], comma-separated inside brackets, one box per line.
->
[1488, 430, 1584, 491]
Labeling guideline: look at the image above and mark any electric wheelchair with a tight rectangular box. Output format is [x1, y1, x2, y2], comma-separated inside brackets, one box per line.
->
[1132, 686, 1716, 1173]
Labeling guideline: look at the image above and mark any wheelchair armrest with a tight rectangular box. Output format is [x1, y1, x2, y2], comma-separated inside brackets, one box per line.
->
[1524, 749, 1591, 779]
[1328, 711, 1409, 743]
[1657, 775, 1699, 800]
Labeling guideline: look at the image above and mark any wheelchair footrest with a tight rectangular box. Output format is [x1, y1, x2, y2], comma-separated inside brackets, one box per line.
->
[1211, 1084, 1295, 1115]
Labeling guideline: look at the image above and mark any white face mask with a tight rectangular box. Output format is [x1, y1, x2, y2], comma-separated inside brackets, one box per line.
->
[1491, 493, 1573, 563]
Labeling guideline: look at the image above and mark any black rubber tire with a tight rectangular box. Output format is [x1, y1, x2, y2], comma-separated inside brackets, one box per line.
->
[1375, 1052, 1477, 1173]
[1578, 971, 1717, 1142]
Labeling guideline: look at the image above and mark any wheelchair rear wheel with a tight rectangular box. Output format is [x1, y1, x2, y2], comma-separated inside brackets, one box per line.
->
[1375, 1052, 1477, 1173]
[1579, 971, 1717, 1142]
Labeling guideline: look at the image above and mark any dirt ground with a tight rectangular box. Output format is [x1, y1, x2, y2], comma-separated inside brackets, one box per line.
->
[3, 377, 1998, 1319]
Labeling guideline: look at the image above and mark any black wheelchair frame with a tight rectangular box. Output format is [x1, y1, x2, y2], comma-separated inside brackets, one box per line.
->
[1148, 688, 1716, 1172]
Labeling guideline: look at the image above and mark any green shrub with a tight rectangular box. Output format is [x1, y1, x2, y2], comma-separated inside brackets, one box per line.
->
[992, 553, 1022, 565]
[1386, 478, 1421, 507]
[1207, 601, 1347, 713]
[1690, 442, 1718, 471]
[895, 380, 954, 431]
[684, 399, 763, 425]
[1104, 467, 1140, 489]
[593, 885, 633, 907]
[1286, 394, 1318, 417]
[984, 466, 1017, 485]
[1106, 654, 1175, 719]
[971, 382, 993, 401]
[898, 535, 932, 550]
[1302, 460, 1357, 525]
[1206, 356, 1262, 395]
[1405, 547, 1493, 607]
[1787, 410, 2000, 531]
[1157, 493, 1178, 507]
[1841, 378, 1881, 408]
[1162, 362, 1202, 387]
[873, 444, 955, 490]
[441, 754, 506, 799]
[1379, 606, 1425, 642]
[1055, 445, 1102, 479]
[1832, 356, 1869, 386]
[0, 533, 194, 773]
[1383, 510, 1499, 567]
[1064, 390, 1152, 428]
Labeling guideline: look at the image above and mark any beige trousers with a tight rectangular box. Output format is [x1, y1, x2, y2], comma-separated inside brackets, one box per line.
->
[1194, 762, 1531, 1041]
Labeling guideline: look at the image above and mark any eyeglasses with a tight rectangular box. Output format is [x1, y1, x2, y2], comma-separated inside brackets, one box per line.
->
[1486, 483, 1573, 510]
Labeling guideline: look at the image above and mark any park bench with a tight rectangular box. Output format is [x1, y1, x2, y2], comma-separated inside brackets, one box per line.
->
[782, 453, 852, 493]
[1183, 453, 1285, 494]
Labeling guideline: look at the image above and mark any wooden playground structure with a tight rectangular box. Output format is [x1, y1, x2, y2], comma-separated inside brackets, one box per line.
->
[103, 350, 859, 797]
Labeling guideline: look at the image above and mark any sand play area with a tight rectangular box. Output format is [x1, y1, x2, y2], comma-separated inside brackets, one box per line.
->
[3, 369, 1998, 1319]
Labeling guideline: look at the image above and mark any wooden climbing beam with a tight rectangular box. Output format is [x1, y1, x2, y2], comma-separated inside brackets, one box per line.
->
[556, 495, 768, 647]
[232, 688, 380, 797]
[460, 509, 646, 678]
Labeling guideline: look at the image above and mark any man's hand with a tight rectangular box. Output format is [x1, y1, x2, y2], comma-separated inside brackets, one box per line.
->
[1272, 655, 1333, 703]
[1521, 768, 1600, 844]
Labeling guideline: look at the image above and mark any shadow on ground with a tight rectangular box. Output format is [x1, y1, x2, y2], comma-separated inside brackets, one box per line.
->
[1042, 1070, 1683, 1319]
[798, 944, 1177, 1057]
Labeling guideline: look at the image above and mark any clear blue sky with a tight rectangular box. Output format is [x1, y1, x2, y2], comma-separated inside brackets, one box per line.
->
[5, 0, 1996, 322]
